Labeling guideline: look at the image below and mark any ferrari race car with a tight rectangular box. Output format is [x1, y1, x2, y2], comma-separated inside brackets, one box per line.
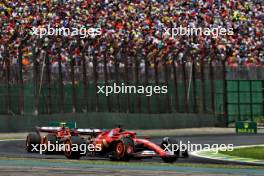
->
[64, 125, 189, 163]
[26, 122, 100, 156]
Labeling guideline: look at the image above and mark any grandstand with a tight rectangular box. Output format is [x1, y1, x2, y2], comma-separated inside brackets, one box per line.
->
[0, 0, 263, 125]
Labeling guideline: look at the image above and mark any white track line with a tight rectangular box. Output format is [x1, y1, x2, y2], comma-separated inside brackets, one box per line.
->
[190, 144, 264, 165]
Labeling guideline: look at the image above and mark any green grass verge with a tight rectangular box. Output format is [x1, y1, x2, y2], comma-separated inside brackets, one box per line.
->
[220, 147, 264, 160]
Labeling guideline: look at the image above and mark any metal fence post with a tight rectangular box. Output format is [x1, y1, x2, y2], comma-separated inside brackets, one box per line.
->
[163, 54, 171, 113]
[192, 58, 197, 113]
[70, 57, 77, 113]
[237, 80, 241, 121]
[4, 57, 11, 114]
[154, 53, 161, 113]
[262, 80, 264, 119]
[144, 49, 151, 113]
[92, 52, 99, 112]
[81, 47, 89, 112]
[103, 49, 111, 112]
[222, 59, 228, 126]
[135, 48, 141, 113]
[114, 48, 120, 112]
[200, 58, 206, 113]
[124, 44, 131, 113]
[45, 52, 51, 114]
[249, 80, 253, 121]
[18, 45, 24, 115]
[182, 58, 189, 113]
[3, 45, 11, 114]
[33, 46, 39, 115]
[209, 59, 215, 114]
[172, 53, 179, 112]
[58, 53, 64, 113]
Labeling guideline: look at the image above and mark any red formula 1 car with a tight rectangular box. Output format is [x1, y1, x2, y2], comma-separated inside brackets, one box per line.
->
[64, 126, 188, 163]
[26, 123, 100, 158]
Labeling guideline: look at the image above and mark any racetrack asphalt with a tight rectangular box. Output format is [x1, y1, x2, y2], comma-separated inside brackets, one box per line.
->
[1, 134, 264, 175]
[0, 162, 263, 176]
[1, 134, 264, 166]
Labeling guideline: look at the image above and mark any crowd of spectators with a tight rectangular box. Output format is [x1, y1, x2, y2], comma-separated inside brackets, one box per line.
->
[0, 0, 264, 78]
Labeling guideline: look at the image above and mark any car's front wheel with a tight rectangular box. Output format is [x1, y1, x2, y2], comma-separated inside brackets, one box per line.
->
[160, 137, 179, 163]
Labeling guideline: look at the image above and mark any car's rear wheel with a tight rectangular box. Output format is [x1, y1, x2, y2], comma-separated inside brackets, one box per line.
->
[121, 136, 134, 161]
[160, 137, 179, 163]
[64, 136, 85, 159]
[110, 136, 134, 161]
[26, 133, 40, 152]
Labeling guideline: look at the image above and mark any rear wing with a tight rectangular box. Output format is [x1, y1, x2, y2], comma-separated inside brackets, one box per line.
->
[35, 122, 76, 133]
[76, 129, 102, 135]
[48, 122, 76, 129]
[36, 126, 61, 133]
[35, 126, 102, 135]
